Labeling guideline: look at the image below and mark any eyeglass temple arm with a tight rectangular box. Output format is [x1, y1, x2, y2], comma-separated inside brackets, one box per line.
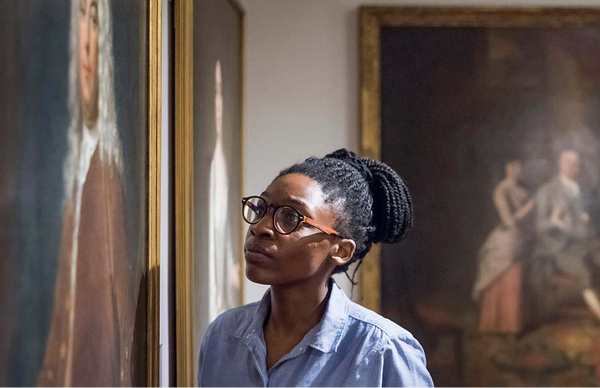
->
[302, 217, 340, 237]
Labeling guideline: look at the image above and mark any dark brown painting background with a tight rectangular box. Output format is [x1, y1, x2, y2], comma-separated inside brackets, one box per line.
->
[379, 27, 600, 386]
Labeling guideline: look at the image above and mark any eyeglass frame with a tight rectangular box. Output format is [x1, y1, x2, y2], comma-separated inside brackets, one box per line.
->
[241, 196, 341, 237]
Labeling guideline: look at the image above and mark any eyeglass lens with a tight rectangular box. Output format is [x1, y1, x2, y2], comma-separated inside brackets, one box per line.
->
[243, 197, 266, 223]
[273, 207, 301, 234]
[242, 197, 302, 234]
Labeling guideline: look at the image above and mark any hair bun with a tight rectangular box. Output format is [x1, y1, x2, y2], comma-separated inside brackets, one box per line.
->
[360, 158, 413, 244]
[325, 149, 373, 182]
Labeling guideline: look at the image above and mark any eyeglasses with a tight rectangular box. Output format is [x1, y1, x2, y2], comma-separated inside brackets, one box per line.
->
[241, 196, 341, 237]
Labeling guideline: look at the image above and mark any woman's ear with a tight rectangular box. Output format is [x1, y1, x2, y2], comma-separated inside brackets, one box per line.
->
[329, 238, 356, 266]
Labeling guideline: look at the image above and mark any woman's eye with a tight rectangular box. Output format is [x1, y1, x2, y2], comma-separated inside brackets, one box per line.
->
[284, 212, 297, 224]
[90, 6, 98, 27]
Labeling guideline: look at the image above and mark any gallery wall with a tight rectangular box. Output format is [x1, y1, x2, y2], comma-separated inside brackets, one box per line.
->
[238, 0, 600, 304]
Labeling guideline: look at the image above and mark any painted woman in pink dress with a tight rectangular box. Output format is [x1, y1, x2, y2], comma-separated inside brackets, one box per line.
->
[472, 160, 535, 337]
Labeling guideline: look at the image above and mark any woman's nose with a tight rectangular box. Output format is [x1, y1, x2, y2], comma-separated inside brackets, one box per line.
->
[249, 211, 275, 239]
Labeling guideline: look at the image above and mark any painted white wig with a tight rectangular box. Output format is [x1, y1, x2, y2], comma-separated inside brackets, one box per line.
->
[64, 0, 123, 202]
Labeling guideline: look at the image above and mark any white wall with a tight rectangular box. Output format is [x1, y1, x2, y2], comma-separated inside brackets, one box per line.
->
[238, 0, 600, 304]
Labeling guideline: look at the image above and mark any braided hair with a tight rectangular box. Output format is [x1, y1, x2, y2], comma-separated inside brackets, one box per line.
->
[277, 149, 413, 279]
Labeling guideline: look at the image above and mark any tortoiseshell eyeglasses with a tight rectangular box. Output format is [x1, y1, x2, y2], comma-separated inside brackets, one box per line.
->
[241, 196, 341, 237]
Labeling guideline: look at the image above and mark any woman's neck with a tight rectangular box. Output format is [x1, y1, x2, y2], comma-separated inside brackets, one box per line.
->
[267, 277, 331, 336]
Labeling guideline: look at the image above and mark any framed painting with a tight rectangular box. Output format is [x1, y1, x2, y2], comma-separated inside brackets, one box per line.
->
[360, 7, 600, 387]
[175, 0, 245, 386]
[0, 0, 161, 386]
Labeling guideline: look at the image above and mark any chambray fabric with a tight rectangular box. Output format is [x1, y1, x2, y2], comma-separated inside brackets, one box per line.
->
[198, 279, 434, 387]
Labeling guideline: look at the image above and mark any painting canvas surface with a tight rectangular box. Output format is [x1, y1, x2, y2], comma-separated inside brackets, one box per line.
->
[0, 1, 149, 385]
[192, 0, 243, 383]
[377, 23, 600, 386]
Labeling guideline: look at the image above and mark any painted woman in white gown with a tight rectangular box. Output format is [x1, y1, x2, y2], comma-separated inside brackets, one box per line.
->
[208, 61, 240, 321]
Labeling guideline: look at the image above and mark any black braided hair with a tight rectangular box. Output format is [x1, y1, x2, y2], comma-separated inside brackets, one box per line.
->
[276, 149, 413, 276]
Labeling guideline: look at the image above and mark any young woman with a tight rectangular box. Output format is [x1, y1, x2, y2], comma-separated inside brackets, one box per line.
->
[198, 149, 433, 387]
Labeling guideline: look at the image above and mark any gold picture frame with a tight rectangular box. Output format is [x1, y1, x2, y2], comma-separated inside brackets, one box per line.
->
[147, 0, 162, 386]
[175, 0, 245, 386]
[175, 0, 195, 385]
[359, 5, 600, 313]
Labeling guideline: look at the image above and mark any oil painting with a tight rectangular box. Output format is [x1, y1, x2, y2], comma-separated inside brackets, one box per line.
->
[191, 0, 245, 384]
[361, 7, 600, 387]
[0, 0, 159, 385]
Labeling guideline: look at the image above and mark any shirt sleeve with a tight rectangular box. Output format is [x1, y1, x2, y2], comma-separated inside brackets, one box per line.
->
[197, 325, 212, 387]
[380, 334, 434, 387]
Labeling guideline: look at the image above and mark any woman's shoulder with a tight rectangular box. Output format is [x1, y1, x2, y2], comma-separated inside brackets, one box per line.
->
[345, 300, 420, 346]
[494, 178, 513, 195]
[205, 302, 260, 337]
[343, 300, 432, 385]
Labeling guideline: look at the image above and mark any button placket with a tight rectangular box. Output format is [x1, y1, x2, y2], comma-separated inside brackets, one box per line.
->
[245, 332, 268, 387]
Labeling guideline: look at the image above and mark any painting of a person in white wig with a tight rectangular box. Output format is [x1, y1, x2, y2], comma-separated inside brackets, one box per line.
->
[38, 0, 137, 385]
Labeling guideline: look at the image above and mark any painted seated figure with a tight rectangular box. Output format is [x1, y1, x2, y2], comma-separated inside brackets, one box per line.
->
[530, 150, 600, 322]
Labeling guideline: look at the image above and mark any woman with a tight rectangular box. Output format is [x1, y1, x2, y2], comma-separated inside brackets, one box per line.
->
[38, 0, 136, 386]
[472, 159, 534, 336]
[198, 149, 433, 387]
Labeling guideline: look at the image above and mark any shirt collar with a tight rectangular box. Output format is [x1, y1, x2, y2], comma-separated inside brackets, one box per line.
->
[308, 278, 349, 353]
[234, 288, 272, 342]
[236, 278, 349, 353]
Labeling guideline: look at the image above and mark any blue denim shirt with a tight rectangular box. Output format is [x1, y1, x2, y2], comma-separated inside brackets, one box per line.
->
[198, 280, 433, 387]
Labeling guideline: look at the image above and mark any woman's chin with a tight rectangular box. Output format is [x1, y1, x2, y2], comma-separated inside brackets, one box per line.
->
[245, 264, 275, 285]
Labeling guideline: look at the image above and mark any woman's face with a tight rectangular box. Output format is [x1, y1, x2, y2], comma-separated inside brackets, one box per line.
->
[78, 0, 100, 126]
[244, 173, 338, 286]
[506, 160, 522, 179]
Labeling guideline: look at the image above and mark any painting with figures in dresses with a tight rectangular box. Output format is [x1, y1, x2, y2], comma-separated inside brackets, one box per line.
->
[361, 7, 600, 387]
[0, 0, 156, 386]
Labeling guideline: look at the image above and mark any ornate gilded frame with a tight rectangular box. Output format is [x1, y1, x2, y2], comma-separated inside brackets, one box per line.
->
[147, 0, 162, 386]
[174, 0, 245, 385]
[175, 0, 194, 385]
[359, 6, 600, 313]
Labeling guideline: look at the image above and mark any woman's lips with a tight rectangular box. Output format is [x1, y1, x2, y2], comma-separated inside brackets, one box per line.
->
[244, 244, 273, 262]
